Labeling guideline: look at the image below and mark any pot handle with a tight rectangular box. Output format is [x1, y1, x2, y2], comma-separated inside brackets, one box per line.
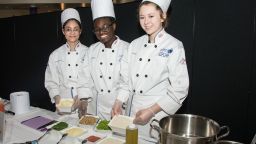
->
[149, 119, 160, 141]
[217, 126, 230, 140]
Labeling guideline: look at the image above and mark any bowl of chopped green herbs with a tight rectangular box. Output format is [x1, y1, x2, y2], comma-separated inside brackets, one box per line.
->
[95, 120, 111, 132]
[51, 121, 69, 131]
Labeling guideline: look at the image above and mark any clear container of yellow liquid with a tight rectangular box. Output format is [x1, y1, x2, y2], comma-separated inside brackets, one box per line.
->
[126, 124, 138, 144]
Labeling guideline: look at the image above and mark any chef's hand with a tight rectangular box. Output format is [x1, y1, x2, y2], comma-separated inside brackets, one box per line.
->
[71, 95, 80, 112]
[78, 99, 88, 118]
[54, 95, 62, 115]
[111, 99, 123, 117]
[54, 95, 61, 105]
[133, 104, 161, 125]
[133, 108, 155, 125]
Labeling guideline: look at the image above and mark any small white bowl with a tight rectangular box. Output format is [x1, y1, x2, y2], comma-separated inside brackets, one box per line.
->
[61, 126, 87, 137]
[108, 115, 134, 136]
[78, 115, 99, 128]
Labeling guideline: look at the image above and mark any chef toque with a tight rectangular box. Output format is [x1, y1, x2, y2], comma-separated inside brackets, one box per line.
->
[142, 0, 171, 13]
[61, 8, 81, 26]
[91, 0, 115, 21]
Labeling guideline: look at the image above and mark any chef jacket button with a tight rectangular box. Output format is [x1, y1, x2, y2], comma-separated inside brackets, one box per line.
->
[145, 75, 148, 78]
[76, 52, 78, 55]
[148, 59, 151, 62]
[68, 52, 70, 55]
[68, 64, 70, 66]
[76, 64, 78, 66]
[109, 77, 111, 79]
[100, 62, 103, 65]
[108, 90, 111, 93]
[101, 89, 103, 92]
[133, 89, 135, 92]
[144, 44, 147, 47]
[69, 76, 71, 78]
[100, 75, 103, 78]
[112, 50, 115, 53]
[140, 90, 143, 94]
[139, 58, 142, 61]
[154, 45, 157, 48]
[110, 63, 113, 65]
[102, 49, 104, 52]
[136, 74, 139, 77]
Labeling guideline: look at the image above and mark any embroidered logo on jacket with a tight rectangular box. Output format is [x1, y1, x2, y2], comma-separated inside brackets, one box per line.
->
[159, 48, 173, 57]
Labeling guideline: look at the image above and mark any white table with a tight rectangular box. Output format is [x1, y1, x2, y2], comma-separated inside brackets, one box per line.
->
[1, 104, 154, 144]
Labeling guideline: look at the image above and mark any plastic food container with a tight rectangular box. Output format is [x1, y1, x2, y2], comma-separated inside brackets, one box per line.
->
[79, 115, 99, 125]
[56, 98, 74, 113]
[108, 115, 134, 136]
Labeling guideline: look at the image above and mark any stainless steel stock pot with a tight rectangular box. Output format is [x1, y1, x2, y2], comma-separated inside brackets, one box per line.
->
[150, 114, 230, 144]
[214, 140, 244, 144]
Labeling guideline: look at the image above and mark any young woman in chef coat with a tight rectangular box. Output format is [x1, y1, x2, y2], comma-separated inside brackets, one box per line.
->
[80, 0, 129, 120]
[45, 8, 92, 114]
[112, 0, 189, 141]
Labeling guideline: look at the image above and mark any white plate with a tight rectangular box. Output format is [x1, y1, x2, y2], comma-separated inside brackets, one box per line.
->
[97, 136, 125, 144]
[108, 115, 134, 135]
[38, 130, 63, 144]
[39, 130, 82, 144]
[61, 126, 87, 137]
[58, 136, 82, 144]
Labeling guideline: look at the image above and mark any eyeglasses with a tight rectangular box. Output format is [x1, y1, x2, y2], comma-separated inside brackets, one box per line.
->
[64, 27, 80, 33]
[93, 23, 113, 34]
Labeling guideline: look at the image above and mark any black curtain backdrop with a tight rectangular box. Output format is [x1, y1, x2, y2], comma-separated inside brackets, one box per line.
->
[0, 0, 255, 143]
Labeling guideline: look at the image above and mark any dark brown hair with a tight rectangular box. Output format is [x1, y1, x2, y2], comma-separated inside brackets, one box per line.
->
[62, 18, 82, 29]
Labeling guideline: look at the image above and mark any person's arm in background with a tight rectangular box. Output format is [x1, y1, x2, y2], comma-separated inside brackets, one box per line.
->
[76, 50, 94, 111]
[112, 44, 130, 116]
[45, 52, 61, 104]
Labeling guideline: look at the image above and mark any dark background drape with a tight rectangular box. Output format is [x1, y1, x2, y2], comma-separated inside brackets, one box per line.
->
[0, 0, 255, 143]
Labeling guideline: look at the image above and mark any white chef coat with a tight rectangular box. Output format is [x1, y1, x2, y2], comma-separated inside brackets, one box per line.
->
[117, 29, 189, 141]
[87, 36, 129, 120]
[45, 42, 92, 103]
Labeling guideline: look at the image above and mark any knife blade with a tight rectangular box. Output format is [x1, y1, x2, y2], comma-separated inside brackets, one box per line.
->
[37, 120, 58, 130]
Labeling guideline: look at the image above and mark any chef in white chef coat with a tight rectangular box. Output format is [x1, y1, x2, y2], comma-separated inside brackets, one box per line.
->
[112, 0, 189, 141]
[45, 8, 92, 114]
[83, 0, 129, 120]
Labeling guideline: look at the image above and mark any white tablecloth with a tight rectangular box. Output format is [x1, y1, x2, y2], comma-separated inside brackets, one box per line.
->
[1, 104, 155, 144]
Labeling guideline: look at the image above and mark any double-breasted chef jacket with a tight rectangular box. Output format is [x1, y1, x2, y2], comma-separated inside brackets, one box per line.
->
[45, 42, 92, 103]
[87, 36, 129, 120]
[117, 29, 189, 140]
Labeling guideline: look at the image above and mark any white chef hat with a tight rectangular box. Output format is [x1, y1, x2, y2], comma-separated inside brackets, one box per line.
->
[142, 0, 171, 13]
[91, 0, 115, 21]
[61, 8, 81, 27]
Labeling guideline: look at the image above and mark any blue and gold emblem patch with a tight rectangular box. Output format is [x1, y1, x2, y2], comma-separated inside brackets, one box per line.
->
[159, 48, 173, 57]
